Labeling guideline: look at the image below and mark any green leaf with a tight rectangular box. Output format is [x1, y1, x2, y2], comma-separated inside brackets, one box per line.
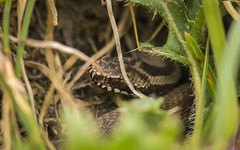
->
[190, 6, 206, 43]
[187, 0, 202, 20]
[62, 98, 182, 150]
[114, 98, 182, 150]
[190, 41, 209, 149]
[2, 0, 11, 53]
[185, 33, 216, 99]
[129, 0, 190, 64]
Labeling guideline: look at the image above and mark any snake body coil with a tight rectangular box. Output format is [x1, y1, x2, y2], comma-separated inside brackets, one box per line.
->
[88, 52, 194, 134]
[89, 53, 181, 95]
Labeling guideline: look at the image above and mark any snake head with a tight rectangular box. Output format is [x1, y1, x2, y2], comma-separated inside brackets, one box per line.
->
[88, 55, 181, 95]
[88, 56, 131, 94]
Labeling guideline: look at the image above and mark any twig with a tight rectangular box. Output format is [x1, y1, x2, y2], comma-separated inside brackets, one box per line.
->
[8, 35, 89, 62]
[67, 8, 130, 89]
[128, 0, 140, 51]
[21, 58, 37, 119]
[5, 7, 131, 91]
[2, 95, 11, 150]
[146, 20, 166, 43]
[105, 0, 147, 98]
[236, 1, 240, 7]
[66, 38, 116, 89]
[47, 0, 58, 26]
[223, 1, 238, 21]
[87, 37, 98, 53]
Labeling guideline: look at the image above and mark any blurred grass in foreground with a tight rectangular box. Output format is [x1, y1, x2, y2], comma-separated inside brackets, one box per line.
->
[62, 99, 183, 150]
[0, 0, 239, 150]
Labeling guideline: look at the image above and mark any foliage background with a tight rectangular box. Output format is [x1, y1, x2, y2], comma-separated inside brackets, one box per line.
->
[0, 0, 239, 150]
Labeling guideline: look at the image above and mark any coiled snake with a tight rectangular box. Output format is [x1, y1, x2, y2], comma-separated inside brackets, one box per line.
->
[88, 52, 194, 134]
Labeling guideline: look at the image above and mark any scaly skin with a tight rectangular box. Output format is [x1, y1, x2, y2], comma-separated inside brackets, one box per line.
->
[89, 52, 194, 134]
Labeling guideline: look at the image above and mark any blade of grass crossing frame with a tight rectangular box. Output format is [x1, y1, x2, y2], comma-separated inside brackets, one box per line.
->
[2, 0, 12, 53]
[190, 42, 209, 149]
[15, 0, 36, 78]
[185, 33, 216, 99]
[0, 71, 45, 149]
[211, 15, 240, 149]
[202, 0, 226, 71]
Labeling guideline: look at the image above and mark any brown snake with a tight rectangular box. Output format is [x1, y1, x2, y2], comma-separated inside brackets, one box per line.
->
[88, 52, 195, 134]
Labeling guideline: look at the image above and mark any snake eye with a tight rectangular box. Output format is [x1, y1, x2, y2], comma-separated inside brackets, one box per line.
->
[94, 76, 100, 82]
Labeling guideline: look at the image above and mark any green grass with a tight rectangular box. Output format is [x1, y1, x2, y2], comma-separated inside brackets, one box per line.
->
[1, 0, 46, 149]
[15, 0, 36, 78]
[0, 0, 239, 149]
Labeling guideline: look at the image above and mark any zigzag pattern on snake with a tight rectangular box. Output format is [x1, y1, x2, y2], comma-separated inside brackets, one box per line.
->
[88, 52, 195, 134]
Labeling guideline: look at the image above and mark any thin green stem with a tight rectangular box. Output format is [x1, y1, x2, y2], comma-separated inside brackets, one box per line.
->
[0, 72, 46, 149]
[211, 14, 240, 150]
[15, 0, 36, 78]
[191, 40, 209, 149]
[202, 0, 226, 71]
[2, 0, 12, 53]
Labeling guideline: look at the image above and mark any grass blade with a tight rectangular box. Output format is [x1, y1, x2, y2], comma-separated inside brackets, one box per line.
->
[211, 15, 240, 150]
[2, 0, 12, 53]
[202, 0, 226, 69]
[15, 0, 36, 78]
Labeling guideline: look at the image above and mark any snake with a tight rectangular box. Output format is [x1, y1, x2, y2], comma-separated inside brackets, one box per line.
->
[88, 52, 195, 134]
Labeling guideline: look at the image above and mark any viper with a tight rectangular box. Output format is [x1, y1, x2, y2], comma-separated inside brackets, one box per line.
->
[88, 52, 195, 134]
